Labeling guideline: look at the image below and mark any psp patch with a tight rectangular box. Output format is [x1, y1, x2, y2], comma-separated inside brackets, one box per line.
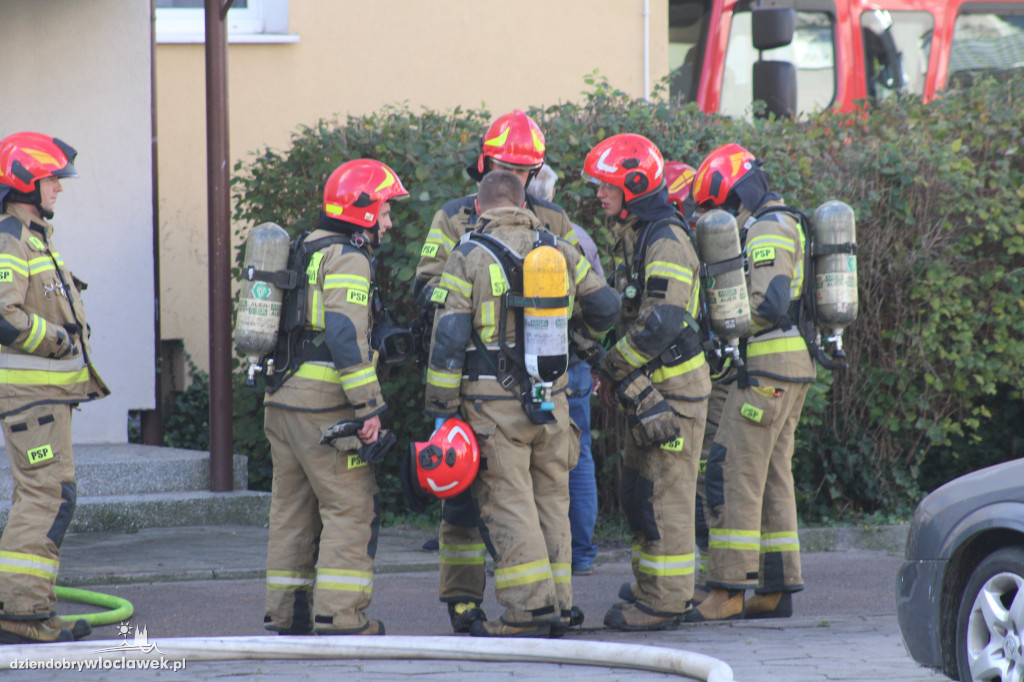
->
[661, 437, 685, 452]
[430, 287, 449, 304]
[751, 246, 776, 268]
[740, 403, 764, 424]
[346, 289, 369, 306]
[347, 454, 368, 469]
[27, 444, 55, 465]
[0, 269, 11, 283]
[420, 242, 440, 258]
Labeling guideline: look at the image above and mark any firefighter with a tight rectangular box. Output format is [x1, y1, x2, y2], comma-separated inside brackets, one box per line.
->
[0, 132, 109, 644]
[262, 159, 408, 636]
[413, 109, 581, 633]
[685, 143, 815, 622]
[424, 170, 618, 637]
[584, 134, 711, 631]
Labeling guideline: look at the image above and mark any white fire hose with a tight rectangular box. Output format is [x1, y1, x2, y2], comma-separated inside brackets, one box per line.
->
[0, 635, 734, 680]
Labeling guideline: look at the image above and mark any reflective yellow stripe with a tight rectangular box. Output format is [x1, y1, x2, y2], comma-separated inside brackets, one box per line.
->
[0, 366, 90, 386]
[0, 550, 58, 580]
[309, 289, 324, 329]
[323, 274, 369, 292]
[424, 228, 455, 251]
[0, 255, 28, 276]
[27, 256, 57, 276]
[630, 543, 641, 565]
[574, 258, 591, 285]
[339, 367, 377, 390]
[306, 251, 325, 285]
[551, 562, 572, 584]
[294, 362, 342, 384]
[266, 569, 315, 590]
[637, 551, 695, 577]
[564, 226, 580, 246]
[480, 301, 496, 343]
[21, 314, 46, 353]
[708, 528, 760, 551]
[650, 352, 706, 383]
[439, 272, 472, 298]
[614, 337, 649, 368]
[746, 336, 807, 357]
[760, 531, 800, 553]
[316, 568, 373, 593]
[494, 558, 553, 590]
[746, 235, 795, 253]
[440, 542, 486, 566]
[427, 368, 461, 388]
[645, 260, 694, 285]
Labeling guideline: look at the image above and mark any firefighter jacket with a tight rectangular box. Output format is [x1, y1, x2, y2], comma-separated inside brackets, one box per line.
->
[424, 207, 618, 417]
[0, 204, 109, 419]
[600, 214, 711, 401]
[737, 199, 816, 383]
[264, 229, 385, 419]
[414, 193, 580, 307]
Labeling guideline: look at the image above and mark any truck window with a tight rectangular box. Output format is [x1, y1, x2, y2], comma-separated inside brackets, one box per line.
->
[669, 0, 711, 102]
[720, 9, 836, 118]
[862, 10, 935, 102]
[948, 7, 1024, 88]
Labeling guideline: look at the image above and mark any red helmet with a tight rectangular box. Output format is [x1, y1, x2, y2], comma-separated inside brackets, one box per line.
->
[582, 133, 665, 203]
[322, 159, 408, 229]
[665, 161, 697, 213]
[0, 132, 77, 196]
[474, 110, 546, 177]
[692, 143, 757, 208]
[401, 418, 480, 512]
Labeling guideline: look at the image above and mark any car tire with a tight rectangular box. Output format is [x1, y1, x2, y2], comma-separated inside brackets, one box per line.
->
[955, 545, 1024, 682]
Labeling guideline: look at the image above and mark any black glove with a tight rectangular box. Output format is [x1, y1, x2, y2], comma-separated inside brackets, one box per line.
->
[320, 419, 397, 464]
[615, 370, 680, 447]
[569, 324, 606, 366]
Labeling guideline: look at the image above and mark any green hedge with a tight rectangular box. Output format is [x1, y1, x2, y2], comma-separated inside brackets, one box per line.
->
[164, 74, 1024, 521]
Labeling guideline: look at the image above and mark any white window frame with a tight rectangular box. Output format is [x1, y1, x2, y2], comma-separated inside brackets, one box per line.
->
[156, 0, 298, 44]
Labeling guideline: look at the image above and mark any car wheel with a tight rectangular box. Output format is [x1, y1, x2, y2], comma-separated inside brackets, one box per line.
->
[956, 546, 1024, 682]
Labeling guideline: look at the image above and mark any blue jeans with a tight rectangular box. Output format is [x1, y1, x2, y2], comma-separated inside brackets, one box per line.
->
[567, 361, 598, 570]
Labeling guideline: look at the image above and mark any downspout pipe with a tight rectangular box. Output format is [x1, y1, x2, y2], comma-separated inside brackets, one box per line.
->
[205, 0, 233, 491]
[644, 0, 651, 100]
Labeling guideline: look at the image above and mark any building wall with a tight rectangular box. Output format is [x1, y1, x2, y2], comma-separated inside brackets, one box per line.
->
[0, 0, 155, 443]
[157, 0, 669, 370]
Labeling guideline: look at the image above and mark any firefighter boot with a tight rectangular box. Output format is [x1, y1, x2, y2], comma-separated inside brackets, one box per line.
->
[469, 617, 551, 638]
[47, 616, 92, 640]
[745, 592, 793, 619]
[550, 606, 585, 638]
[690, 584, 711, 606]
[603, 602, 685, 631]
[447, 601, 486, 633]
[684, 588, 745, 622]
[315, 620, 385, 636]
[0, 618, 74, 644]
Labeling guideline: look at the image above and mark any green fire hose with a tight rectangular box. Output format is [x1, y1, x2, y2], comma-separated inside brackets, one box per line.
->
[54, 586, 134, 626]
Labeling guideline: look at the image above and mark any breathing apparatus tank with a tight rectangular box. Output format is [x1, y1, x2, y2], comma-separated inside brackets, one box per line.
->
[696, 209, 751, 365]
[522, 244, 569, 410]
[812, 201, 858, 360]
[234, 222, 291, 385]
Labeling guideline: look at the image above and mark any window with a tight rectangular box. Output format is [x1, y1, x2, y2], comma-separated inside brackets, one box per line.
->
[155, 0, 296, 44]
[668, 0, 712, 102]
[862, 11, 933, 100]
[948, 7, 1024, 88]
[720, 10, 836, 118]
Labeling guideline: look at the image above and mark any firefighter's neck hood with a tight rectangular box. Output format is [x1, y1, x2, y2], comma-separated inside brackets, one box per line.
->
[624, 185, 676, 223]
[315, 210, 378, 248]
[732, 167, 780, 215]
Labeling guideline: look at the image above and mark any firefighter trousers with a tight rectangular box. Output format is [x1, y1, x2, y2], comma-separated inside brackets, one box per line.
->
[464, 395, 578, 625]
[437, 490, 487, 604]
[704, 379, 809, 593]
[0, 404, 75, 620]
[264, 405, 380, 632]
[621, 396, 707, 615]
[695, 382, 729, 575]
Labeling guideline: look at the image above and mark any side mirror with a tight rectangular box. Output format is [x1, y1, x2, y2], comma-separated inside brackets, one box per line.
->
[753, 61, 797, 118]
[752, 7, 795, 50]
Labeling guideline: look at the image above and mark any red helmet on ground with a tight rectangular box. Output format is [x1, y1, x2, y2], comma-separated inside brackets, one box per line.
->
[474, 110, 546, 177]
[665, 161, 697, 213]
[0, 132, 77, 203]
[322, 159, 408, 229]
[692, 143, 757, 209]
[401, 418, 480, 512]
[582, 133, 665, 203]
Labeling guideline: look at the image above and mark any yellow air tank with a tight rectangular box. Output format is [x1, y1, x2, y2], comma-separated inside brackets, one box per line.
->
[522, 245, 569, 391]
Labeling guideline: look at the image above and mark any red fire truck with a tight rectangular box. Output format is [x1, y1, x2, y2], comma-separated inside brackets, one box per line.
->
[667, 0, 1024, 117]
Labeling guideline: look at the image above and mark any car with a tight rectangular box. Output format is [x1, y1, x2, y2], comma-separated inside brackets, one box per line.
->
[896, 458, 1024, 681]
